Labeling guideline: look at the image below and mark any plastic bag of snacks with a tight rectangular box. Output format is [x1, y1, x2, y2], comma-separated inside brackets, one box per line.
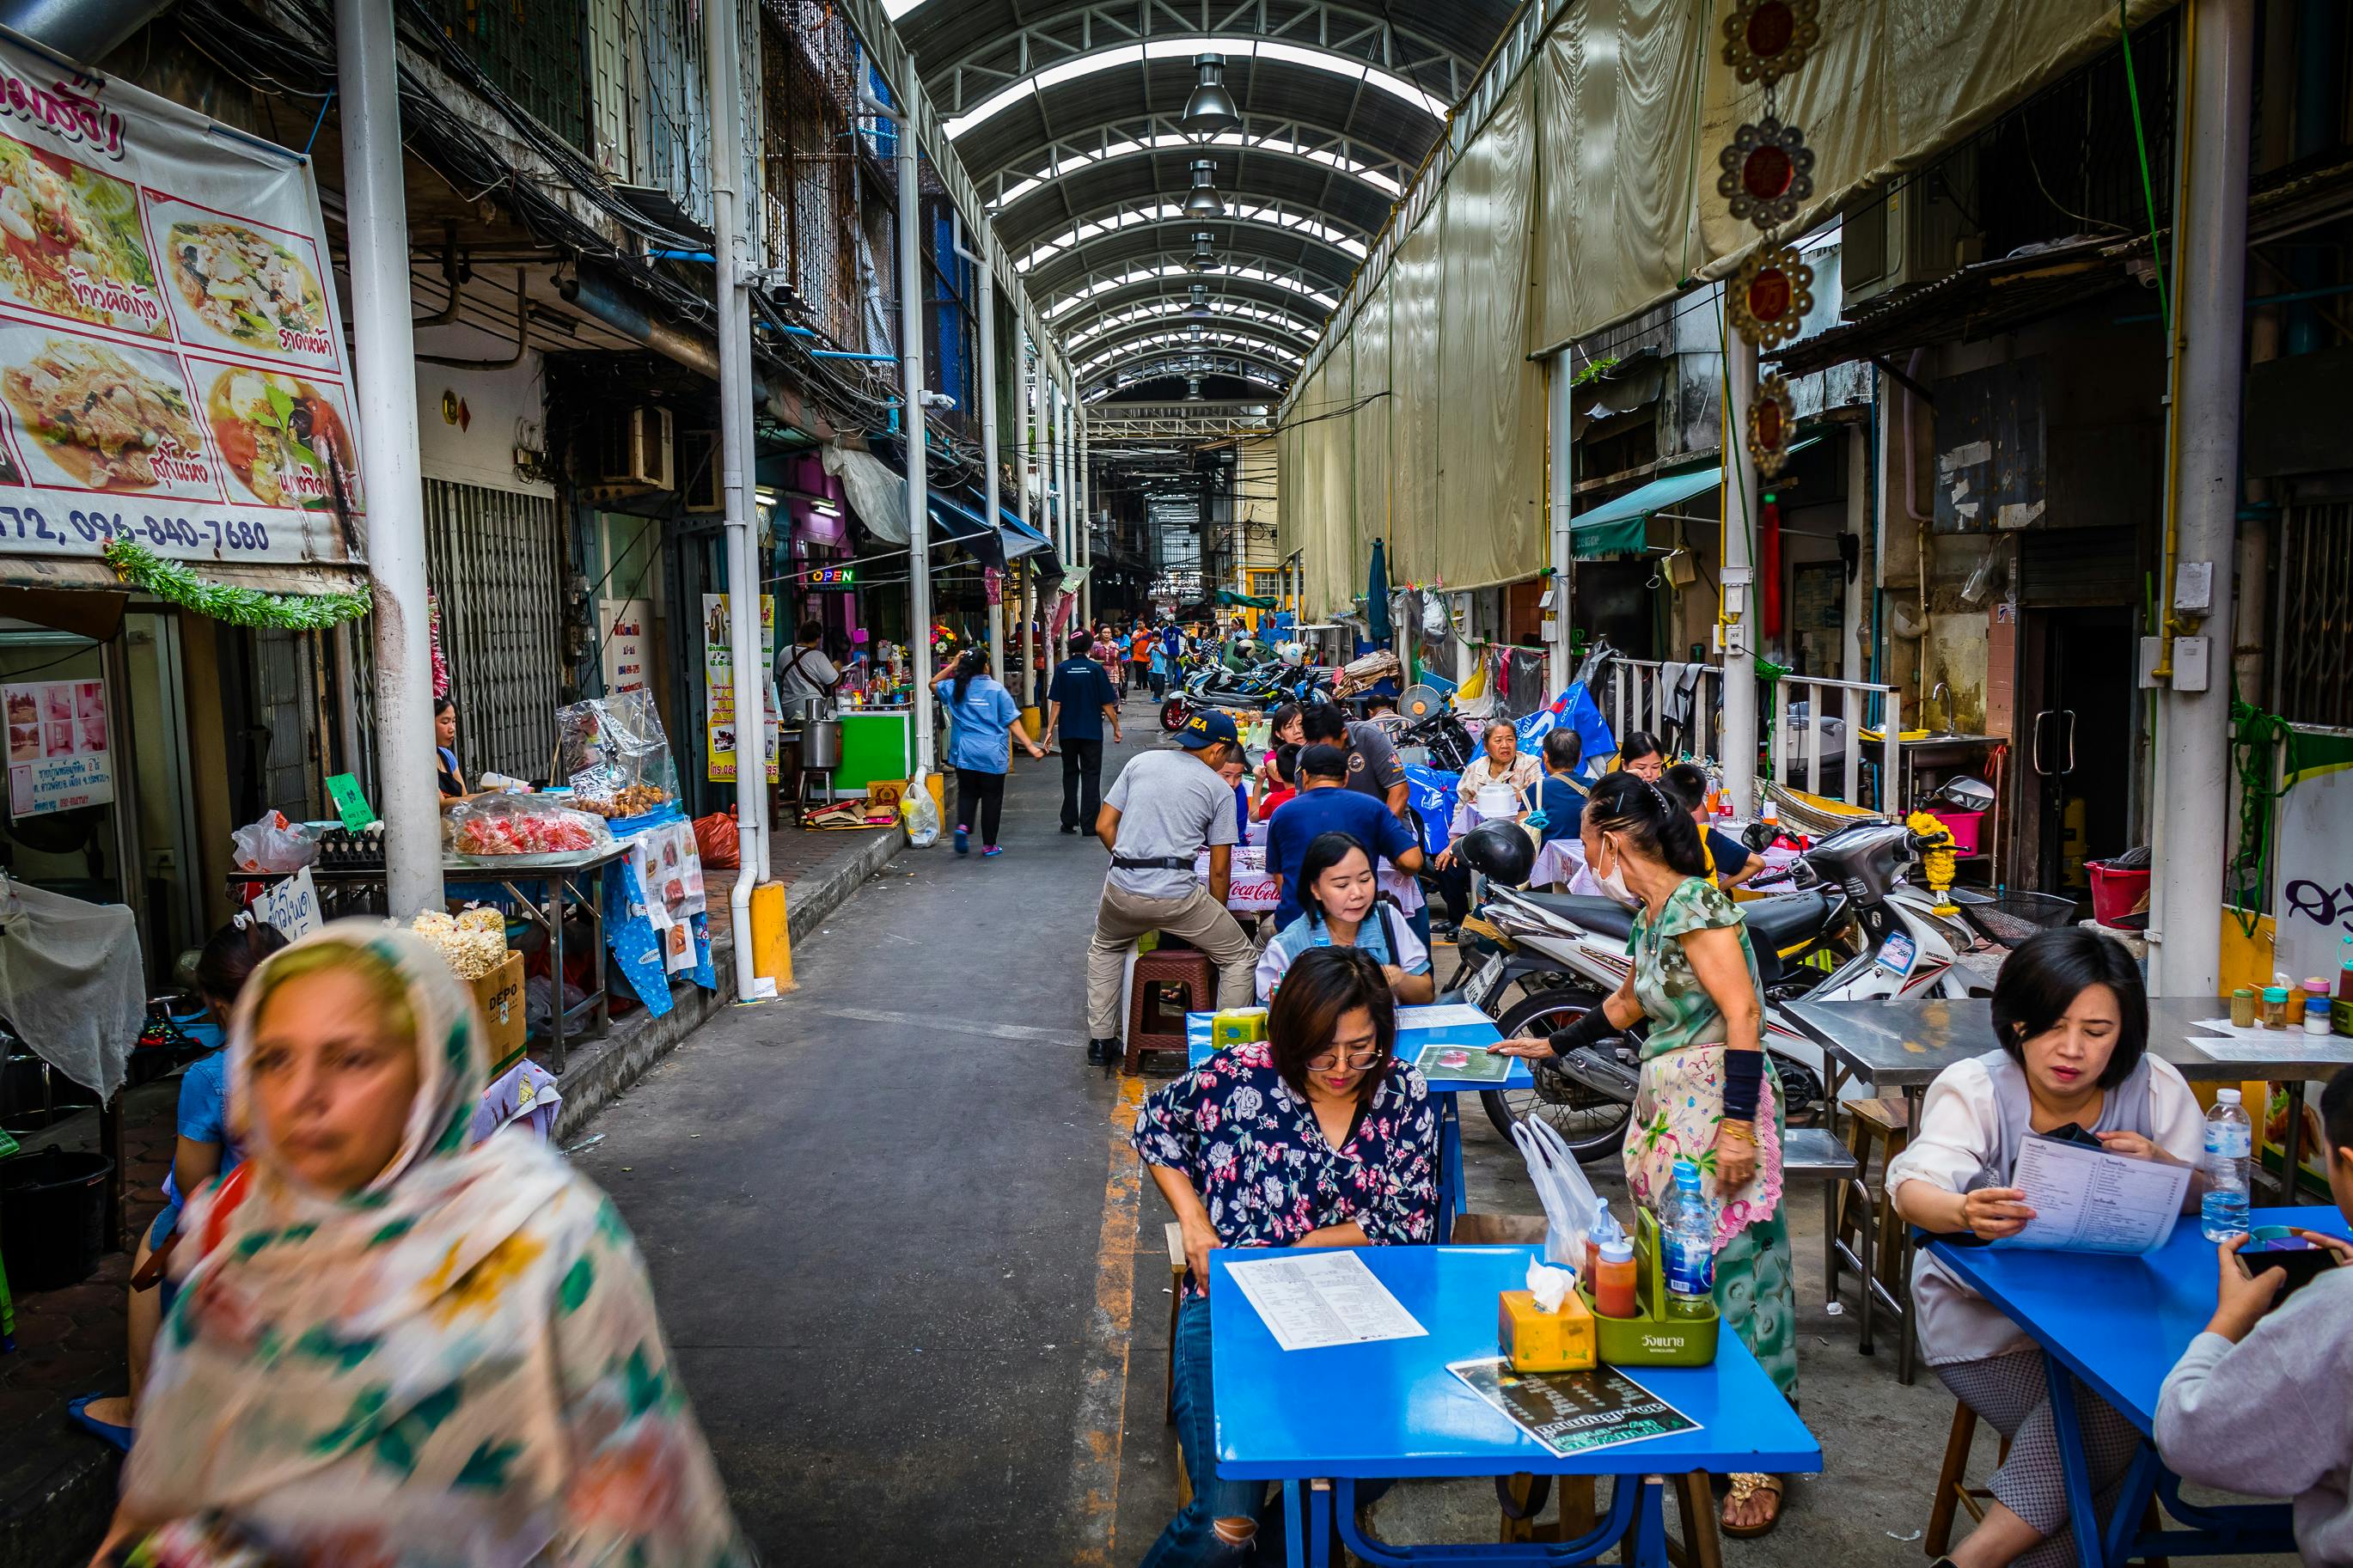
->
[554, 690, 679, 818]
[409, 907, 509, 979]
[443, 795, 613, 858]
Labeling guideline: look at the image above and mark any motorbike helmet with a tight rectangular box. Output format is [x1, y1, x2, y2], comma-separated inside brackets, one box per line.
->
[1457, 818, 1538, 887]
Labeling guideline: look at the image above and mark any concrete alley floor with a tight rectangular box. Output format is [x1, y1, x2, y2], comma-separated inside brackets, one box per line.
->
[575, 703, 2295, 1568]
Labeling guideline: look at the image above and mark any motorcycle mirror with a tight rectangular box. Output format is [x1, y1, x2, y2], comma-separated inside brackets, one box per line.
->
[1931, 775, 1995, 813]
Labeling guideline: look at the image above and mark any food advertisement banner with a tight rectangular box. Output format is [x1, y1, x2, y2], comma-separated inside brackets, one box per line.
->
[5, 675, 109, 816]
[0, 30, 364, 568]
[702, 592, 778, 784]
[2267, 724, 2353, 1191]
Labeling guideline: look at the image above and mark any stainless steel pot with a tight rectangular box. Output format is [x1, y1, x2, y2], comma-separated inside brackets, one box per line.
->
[798, 717, 843, 769]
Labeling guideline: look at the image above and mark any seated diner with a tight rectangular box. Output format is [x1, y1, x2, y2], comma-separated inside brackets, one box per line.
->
[1889, 926, 2206, 1568]
[1132, 945, 1438, 1567]
[1256, 830, 1434, 1004]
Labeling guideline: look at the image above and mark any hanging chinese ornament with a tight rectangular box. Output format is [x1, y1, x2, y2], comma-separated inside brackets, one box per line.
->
[1719, 0, 1822, 477]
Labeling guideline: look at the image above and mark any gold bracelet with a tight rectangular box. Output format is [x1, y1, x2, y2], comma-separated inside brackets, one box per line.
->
[1718, 1120, 1757, 1144]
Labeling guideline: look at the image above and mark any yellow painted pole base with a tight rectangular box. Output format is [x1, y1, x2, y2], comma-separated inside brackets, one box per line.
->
[749, 879, 795, 994]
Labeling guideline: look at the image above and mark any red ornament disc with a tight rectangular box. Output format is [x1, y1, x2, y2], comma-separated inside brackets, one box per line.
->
[1747, 266, 1792, 323]
[1743, 145, 1793, 203]
[1755, 399, 1785, 448]
[1746, 1, 1796, 58]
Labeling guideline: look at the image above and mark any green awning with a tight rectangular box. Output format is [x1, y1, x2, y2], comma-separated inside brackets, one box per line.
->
[1215, 589, 1278, 607]
[1570, 439, 1820, 559]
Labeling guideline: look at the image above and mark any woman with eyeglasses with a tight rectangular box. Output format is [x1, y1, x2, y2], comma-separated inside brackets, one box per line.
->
[1489, 769, 1800, 1538]
[1132, 946, 1439, 1567]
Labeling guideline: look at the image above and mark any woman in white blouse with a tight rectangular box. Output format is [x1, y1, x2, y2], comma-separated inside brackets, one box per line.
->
[1435, 721, 1540, 870]
[1888, 928, 2206, 1568]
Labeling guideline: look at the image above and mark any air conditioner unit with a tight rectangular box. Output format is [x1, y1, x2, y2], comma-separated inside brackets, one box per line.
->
[1841, 148, 1981, 312]
[679, 429, 721, 513]
[596, 406, 674, 491]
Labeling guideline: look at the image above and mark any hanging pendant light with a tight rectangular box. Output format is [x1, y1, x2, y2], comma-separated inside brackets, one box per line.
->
[1185, 230, 1219, 272]
[1187, 282, 1210, 315]
[1183, 158, 1224, 218]
[1185, 374, 1205, 401]
[1182, 53, 1240, 135]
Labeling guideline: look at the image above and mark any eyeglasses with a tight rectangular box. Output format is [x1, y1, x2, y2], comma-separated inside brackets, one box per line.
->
[1304, 1048, 1384, 1073]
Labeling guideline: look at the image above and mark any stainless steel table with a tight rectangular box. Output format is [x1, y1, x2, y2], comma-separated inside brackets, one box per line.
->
[1782, 994, 2353, 1382]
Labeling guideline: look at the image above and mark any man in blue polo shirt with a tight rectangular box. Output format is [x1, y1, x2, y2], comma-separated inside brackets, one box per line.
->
[1264, 742, 1426, 928]
[1047, 632, 1121, 834]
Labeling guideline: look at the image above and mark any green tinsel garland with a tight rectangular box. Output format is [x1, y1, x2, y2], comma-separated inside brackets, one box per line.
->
[103, 539, 372, 629]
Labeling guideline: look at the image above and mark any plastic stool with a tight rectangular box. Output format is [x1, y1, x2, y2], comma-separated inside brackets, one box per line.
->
[1125, 947, 1215, 1073]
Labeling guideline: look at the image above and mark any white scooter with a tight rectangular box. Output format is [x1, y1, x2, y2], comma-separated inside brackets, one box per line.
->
[1448, 800, 1993, 1163]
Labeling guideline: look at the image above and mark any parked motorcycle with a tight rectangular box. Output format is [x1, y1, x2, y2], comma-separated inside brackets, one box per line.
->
[1447, 796, 1998, 1162]
[1159, 657, 1330, 731]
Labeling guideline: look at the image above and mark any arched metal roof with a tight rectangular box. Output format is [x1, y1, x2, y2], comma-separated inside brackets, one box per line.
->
[1025, 218, 1358, 310]
[993, 137, 1395, 253]
[1051, 273, 1335, 340]
[1063, 293, 1327, 357]
[1012, 197, 1368, 279]
[985, 115, 1412, 218]
[1090, 352, 1291, 396]
[1076, 322, 1308, 379]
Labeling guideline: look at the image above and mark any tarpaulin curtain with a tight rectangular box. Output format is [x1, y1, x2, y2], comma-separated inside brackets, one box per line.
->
[1351, 275, 1393, 607]
[1311, 345, 1358, 622]
[1389, 223, 1444, 590]
[1435, 74, 1546, 592]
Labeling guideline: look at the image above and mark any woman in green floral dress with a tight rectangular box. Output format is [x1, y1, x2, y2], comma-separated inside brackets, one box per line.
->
[1495, 772, 1799, 1536]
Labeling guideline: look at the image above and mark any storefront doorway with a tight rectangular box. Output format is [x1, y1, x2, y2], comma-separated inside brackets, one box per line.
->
[2017, 603, 2136, 900]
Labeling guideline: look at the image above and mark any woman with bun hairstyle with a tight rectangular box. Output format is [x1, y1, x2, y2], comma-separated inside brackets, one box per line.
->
[1490, 770, 1798, 1535]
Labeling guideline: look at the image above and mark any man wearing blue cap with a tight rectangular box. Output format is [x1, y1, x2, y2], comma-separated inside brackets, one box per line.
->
[1084, 709, 1257, 1066]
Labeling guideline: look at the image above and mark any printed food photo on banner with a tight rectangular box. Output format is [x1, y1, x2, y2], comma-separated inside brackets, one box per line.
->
[0, 131, 165, 337]
[0, 323, 214, 495]
[198, 359, 360, 510]
[149, 195, 334, 362]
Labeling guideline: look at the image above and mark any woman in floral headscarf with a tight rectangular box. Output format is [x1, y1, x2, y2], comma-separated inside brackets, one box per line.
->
[101, 923, 751, 1568]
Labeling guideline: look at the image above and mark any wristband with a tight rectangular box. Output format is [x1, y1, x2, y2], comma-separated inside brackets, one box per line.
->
[1722, 1047, 1764, 1121]
[1544, 1007, 1616, 1058]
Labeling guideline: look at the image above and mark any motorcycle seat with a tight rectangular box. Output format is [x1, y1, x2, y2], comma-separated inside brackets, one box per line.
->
[1516, 891, 1636, 941]
[1741, 888, 1835, 953]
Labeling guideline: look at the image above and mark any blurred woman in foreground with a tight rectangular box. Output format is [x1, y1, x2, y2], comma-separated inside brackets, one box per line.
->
[101, 924, 749, 1567]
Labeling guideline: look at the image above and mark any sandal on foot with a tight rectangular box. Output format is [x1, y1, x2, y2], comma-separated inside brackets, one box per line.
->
[69, 1394, 134, 1453]
[1721, 1473, 1783, 1539]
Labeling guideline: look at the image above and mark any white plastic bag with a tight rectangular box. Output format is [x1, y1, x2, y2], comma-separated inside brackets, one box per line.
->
[230, 810, 320, 873]
[901, 772, 941, 848]
[1512, 1116, 1604, 1270]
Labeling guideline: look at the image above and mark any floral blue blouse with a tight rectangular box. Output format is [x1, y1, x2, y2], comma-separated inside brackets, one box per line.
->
[1132, 1040, 1440, 1289]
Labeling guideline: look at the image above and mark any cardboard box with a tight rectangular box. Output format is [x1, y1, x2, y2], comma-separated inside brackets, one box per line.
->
[1499, 1288, 1596, 1374]
[470, 950, 528, 1069]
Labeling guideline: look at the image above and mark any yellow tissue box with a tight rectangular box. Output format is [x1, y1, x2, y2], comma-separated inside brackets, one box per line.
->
[1499, 1289, 1597, 1373]
[1210, 1007, 1269, 1049]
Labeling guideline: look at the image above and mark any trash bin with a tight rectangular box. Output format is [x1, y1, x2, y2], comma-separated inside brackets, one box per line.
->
[0, 1145, 113, 1291]
[2087, 860, 2151, 926]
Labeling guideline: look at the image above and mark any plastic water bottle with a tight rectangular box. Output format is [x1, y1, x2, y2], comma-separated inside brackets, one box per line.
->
[2200, 1089, 2253, 1241]
[1663, 1159, 1715, 1317]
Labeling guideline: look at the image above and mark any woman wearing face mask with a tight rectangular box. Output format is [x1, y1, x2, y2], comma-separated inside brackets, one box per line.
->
[101, 924, 749, 1567]
[1489, 772, 1799, 1537]
[1134, 946, 1437, 1566]
[1256, 832, 1434, 1004]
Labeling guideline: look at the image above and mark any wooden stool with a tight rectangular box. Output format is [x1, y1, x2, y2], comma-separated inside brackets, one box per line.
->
[1834, 1096, 1914, 1371]
[1925, 1400, 2008, 1556]
[1126, 947, 1215, 1073]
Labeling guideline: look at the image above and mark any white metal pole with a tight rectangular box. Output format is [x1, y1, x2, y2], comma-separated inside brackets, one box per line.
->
[1016, 327, 1036, 705]
[898, 128, 935, 776]
[337, 0, 440, 918]
[2151, 0, 2253, 998]
[706, 0, 766, 1001]
[1721, 325, 1761, 816]
[1079, 415, 1093, 625]
[1545, 351, 1577, 694]
[973, 231, 1005, 715]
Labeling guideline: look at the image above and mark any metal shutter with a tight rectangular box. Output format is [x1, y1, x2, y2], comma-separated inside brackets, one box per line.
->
[424, 480, 564, 782]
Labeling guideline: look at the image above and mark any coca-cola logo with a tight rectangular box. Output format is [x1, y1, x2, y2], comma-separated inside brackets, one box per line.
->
[63, 265, 158, 326]
[0, 66, 125, 162]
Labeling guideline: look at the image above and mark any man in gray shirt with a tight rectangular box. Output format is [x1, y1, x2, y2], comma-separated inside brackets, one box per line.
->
[1085, 710, 1256, 1066]
[2157, 1065, 2353, 1566]
[1303, 702, 1409, 815]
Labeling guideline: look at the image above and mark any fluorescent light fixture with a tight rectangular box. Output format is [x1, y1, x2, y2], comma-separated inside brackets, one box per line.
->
[946, 36, 1445, 139]
[1011, 201, 1365, 274]
[990, 133, 1401, 212]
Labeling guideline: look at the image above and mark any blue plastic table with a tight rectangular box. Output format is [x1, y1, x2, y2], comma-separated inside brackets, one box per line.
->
[1188, 1007, 1535, 1242]
[1208, 1243, 1821, 1566]
[1927, 1205, 2346, 1566]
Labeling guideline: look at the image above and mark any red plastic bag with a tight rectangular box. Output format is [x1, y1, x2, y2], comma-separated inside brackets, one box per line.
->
[694, 810, 740, 869]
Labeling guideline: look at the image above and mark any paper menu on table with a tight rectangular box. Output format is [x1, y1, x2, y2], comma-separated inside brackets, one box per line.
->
[1403, 1004, 1501, 1031]
[1997, 1135, 2191, 1254]
[1224, 1251, 1429, 1351]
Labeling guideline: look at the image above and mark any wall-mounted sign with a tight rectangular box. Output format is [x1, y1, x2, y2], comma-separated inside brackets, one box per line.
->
[5, 677, 110, 817]
[0, 26, 367, 569]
